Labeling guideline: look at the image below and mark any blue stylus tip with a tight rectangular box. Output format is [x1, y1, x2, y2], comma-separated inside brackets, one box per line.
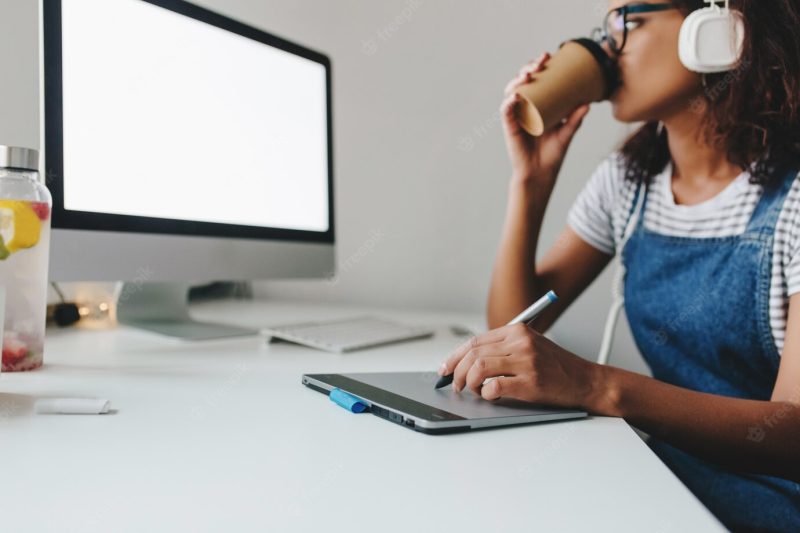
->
[547, 290, 558, 302]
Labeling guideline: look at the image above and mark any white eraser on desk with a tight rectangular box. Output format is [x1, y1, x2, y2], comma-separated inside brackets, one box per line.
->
[35, 398, 111, 415]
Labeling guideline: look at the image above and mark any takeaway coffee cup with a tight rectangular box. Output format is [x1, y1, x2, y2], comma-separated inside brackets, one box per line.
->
[515, 38, 619, 136]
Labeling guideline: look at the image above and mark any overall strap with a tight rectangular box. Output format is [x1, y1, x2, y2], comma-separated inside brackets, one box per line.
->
[745, 164, 799, 236]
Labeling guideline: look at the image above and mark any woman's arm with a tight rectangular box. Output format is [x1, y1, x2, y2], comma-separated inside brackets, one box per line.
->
[440, 293, 800, 482]
[489, 219, 612, 332]
[488, 53, 606, 330]
[594, 361, 800, 481]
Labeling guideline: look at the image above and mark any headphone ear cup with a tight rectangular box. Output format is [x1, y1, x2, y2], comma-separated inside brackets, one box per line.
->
[679, 8, 745, 73]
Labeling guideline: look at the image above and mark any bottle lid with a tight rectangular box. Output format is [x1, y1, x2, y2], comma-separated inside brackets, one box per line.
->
[0, 146, 39, 171]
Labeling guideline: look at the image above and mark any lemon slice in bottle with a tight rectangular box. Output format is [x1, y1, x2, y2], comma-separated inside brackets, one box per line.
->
[0, 200, 41, 255]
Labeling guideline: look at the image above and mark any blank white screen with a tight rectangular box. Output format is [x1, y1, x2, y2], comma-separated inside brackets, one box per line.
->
[60, 0, 329, 232]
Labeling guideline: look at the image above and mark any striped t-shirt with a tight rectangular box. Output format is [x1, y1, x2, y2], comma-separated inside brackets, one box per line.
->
[567, 153, 800, 354]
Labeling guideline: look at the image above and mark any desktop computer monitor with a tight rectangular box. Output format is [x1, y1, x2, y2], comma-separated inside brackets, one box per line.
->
[42, 0, 335, 338]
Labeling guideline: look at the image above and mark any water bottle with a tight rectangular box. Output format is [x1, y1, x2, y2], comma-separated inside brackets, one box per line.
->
[0, 146, 52, 371]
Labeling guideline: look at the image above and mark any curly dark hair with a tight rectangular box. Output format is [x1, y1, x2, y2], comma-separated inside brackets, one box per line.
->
[620, 0, 800, 186]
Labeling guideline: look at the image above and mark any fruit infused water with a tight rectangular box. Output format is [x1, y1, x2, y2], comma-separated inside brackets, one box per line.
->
[0, 200, 51, 371]
[0, 147, 52, 373]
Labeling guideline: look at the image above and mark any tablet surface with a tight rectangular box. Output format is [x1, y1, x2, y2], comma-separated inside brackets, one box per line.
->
[303, 372, 586, 434]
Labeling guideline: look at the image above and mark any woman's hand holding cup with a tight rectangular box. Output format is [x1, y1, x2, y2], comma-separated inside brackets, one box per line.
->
[501, 53, 590, 189]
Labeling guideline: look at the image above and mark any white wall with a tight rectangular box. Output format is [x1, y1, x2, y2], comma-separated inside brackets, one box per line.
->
[1, 0, 38, 149]
[0, 0, 648, 374]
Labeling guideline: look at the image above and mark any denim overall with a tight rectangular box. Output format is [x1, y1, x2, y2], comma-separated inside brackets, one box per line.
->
[622, 165, 800, 532]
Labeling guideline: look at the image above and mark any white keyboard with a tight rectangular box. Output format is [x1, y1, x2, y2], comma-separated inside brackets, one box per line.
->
[261, 316, 435, 353]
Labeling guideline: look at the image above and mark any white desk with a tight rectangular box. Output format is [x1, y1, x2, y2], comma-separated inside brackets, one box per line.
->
[0, 299, 722, 532]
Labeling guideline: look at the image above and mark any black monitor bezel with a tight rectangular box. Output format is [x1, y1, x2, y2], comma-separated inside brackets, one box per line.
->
[43, 0, 335, 244]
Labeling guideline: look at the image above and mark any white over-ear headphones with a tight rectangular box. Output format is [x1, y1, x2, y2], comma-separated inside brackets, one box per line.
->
[679, 0, 745, 73]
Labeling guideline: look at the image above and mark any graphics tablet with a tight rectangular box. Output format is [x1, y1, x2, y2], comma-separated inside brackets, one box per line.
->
[302, 372, 587, 434]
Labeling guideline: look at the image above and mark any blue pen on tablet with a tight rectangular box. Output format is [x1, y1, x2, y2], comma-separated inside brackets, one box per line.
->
[433, 290, 559, 390]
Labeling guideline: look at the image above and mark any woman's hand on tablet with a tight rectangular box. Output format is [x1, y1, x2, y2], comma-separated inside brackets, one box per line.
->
[438, 323, 601, 408]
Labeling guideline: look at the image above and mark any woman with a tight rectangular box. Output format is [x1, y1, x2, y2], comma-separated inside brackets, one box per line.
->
[438, 1, 800, 530]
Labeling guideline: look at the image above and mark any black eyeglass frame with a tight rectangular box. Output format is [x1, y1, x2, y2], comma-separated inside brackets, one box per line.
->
[593, 3, 678, 55]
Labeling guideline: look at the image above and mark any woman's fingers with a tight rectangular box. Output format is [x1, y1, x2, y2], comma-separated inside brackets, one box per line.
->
[501, 92, 525, 137]
[519, 52, 549, 77]
[451, 341, 511, 392]
[503, 71, 533, 98]
[481, 376, 527, 401]
[554, 104, 591, 145]
[504, 52, 550, 97]
[439, 329, 506, 377]
[464, 355, 521, 395]
[501, 92, 519, 114]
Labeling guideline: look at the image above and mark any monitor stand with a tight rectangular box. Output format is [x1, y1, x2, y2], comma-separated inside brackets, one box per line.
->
[115, 282, 259, 340]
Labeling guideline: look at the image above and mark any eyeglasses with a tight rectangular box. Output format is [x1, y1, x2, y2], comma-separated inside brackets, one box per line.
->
[592, 3, 678, 55]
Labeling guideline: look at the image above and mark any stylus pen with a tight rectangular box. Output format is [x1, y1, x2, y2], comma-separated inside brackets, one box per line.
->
[434, 290, 559, 390]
